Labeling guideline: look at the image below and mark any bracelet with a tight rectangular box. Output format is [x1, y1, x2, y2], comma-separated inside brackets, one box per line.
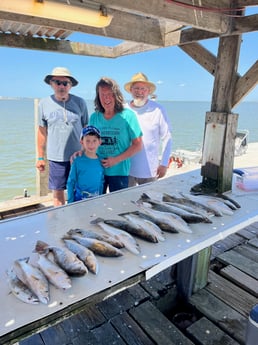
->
[38, 157, 45, 161]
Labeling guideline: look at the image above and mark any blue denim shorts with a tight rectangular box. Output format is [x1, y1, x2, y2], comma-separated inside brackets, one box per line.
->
[49, 161, 71, 190]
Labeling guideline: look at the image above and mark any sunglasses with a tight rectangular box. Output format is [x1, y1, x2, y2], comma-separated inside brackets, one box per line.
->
[51, 79, 71, 86]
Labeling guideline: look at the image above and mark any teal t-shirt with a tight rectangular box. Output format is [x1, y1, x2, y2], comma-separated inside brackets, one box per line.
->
[89, 108, 142, 176]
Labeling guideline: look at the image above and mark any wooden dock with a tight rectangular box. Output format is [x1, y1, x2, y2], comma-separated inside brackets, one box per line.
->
[16, 221, 258, 345]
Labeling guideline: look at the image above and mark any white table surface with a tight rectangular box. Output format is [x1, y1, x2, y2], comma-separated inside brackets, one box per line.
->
[1, 170, 258, 339]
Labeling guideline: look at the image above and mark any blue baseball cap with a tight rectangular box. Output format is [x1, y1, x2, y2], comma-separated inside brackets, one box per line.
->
[80, 125, 101, 140]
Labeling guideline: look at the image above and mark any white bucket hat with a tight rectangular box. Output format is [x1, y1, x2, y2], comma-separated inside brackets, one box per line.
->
[44, 67, 78, 86]
[124, 72, 156, 94]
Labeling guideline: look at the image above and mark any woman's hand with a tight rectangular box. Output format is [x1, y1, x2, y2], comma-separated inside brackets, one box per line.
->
[101, 157, 117, 168]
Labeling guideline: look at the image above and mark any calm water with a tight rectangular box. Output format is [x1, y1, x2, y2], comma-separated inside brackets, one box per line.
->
[0, 99, 257, 202]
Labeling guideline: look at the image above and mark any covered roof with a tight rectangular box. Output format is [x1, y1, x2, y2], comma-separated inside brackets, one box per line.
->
[0, 0, 257, 58]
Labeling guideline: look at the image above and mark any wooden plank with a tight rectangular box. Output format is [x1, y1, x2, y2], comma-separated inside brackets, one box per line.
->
[72, 332, 101, 345]
[220, 265, 258, 297]
[91, 322, 126, 345]
[248, 237, 258, 249]
[77, 304, 106, 330]
[206, 270, 257, 317]
[60, 313, 88, 339]
[227, 233, 247, 246]
[236, 228, 257, 240]
[96, 289, 137, 319]
[40, 323, 68, 345]
[19, 333, 44, 345]
[140, 272, 172, 299]
[111, 312, 155, 345]
[189, 289, 247, 344]
[217, 250, 258, 279]
[129, 301, 194, 345]
[242, 222, 258, 236]
[211, 245, 224, 260]
[233, 244, 258, 263]
[186, 316, 240, 345]
[127, 284, 150, 302]
[0, 194, 52, 213]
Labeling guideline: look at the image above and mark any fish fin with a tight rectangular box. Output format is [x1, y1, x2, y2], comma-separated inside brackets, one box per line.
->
[67, 228, 80, 235]
[118, 211, 132, 217]
[90, 217, 104, 225]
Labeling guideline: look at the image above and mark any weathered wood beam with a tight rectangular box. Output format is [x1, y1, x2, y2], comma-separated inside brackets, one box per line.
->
[113, 42, 159, 57]
[0, 33, 116, 57]
[0, 9, 165, 47]
[232, 60, 258, 107]
[165, 28, 219, 46]
[211, 36, 242, 112]
[51, 0, 230, 34]
[179, 42, 217, 75]
[203, 35, 242, 193]
[237, 0, 258, 6]
[233, 14, 258, 34]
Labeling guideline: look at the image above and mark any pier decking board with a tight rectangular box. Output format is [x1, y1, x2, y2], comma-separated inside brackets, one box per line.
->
[129, 301, 195, 345]
[217, 250, 258, 279]
[206, 270, 257, 317]
[189, 289, 247, 344]
[234, 243, 258, 262]
[96, 289, 139, 319]
[186, 316, 240, 345]
[91, 322, 127, 345]
[249, 237, 258, 248]
[220, 265, 258, 297]
[111, 312, 156, 345]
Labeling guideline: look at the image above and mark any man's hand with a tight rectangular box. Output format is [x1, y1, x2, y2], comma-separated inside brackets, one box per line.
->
[70, 150, 83, 164]
[157, 165, 167, 179]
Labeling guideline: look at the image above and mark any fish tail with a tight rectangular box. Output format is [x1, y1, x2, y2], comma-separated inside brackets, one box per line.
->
[140, 193, 151, 201]
[34, 240, 49, 254]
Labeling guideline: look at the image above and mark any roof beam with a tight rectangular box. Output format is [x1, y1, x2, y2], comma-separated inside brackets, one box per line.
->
[0, 32, 116, 57]
[179, 42, 217, 75]
[232, 60, 258, 107]
[233, 14, 258, 34]
[40, 0, 231, 34]
[0, 9, 166, 46]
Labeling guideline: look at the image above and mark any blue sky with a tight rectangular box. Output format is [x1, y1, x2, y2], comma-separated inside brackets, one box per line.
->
[0, 8, 257, 102]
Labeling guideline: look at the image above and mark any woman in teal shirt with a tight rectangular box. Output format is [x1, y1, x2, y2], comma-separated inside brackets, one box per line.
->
[89, 77, 142, 193]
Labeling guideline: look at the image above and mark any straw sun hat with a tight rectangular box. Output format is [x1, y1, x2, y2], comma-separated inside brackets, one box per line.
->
[44, 67, 78, 86]
[124, 72, 156, 94]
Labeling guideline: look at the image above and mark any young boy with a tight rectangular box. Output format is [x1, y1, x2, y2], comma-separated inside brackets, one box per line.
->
[67, 125, 104, 203]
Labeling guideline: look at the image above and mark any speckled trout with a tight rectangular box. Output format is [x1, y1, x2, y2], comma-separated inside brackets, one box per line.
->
[63, 239, 99, 274]
[6, 267, 40, 305]
[13, 257, 49, 304]
[34, 240, 87, 276]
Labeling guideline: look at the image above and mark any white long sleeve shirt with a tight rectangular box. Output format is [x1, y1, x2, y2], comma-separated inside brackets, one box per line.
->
[128, 100, 172, 178]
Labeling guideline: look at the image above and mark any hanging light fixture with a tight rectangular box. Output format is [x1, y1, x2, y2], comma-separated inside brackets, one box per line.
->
[0, 0, 113, 28]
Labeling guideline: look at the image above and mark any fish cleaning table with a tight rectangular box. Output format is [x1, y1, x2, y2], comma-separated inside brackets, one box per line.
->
[1, 170, 258, 344]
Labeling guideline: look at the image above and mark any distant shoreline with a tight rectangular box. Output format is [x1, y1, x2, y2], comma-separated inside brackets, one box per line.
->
[0, 97, 257, 104]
